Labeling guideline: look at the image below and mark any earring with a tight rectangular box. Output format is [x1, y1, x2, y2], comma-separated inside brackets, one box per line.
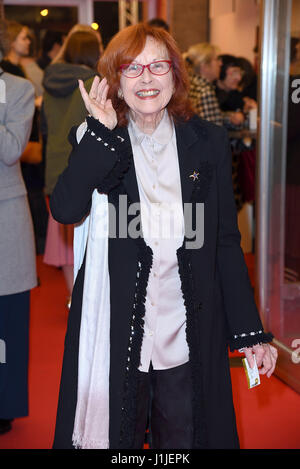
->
[118, 89, 123, 99]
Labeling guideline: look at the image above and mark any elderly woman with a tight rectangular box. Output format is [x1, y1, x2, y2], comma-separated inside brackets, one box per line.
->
[51, 23, 277, 450]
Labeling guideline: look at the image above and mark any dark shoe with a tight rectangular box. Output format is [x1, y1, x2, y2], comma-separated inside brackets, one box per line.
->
[0, 419, 13, 435]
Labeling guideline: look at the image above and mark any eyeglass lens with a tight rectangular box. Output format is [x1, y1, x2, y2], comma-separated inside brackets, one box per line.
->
[121, 61, 171, 77]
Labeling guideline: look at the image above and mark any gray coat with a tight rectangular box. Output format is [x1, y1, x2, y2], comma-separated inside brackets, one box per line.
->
[0, 68, 37, 295]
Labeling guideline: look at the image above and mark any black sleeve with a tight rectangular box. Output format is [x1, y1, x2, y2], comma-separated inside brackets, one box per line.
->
[216, 127, 273, 351]
[50, 116, 132, 225]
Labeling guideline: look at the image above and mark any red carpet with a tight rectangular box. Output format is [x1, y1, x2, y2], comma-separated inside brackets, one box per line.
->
[0, 254, 299, 449]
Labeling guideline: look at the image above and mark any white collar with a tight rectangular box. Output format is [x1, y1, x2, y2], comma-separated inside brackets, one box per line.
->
[128, 109, 174, 148]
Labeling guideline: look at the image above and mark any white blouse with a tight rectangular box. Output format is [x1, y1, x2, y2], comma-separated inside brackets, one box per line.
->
[128, 110, 190, 372]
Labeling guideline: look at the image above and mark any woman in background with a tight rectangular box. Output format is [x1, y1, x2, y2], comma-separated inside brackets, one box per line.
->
[0, 20, 36, 435]
[184, 43, 223, 126]
[42, 25, 103, 302]
[0, 20, 30, 77]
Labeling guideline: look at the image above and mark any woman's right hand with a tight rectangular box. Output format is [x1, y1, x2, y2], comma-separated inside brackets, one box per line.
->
[78, 76, 118, 130]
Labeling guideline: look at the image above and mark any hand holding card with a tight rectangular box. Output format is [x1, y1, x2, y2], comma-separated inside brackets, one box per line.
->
[242, 355, 260, 389]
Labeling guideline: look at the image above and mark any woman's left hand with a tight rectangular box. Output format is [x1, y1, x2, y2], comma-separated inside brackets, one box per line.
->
[243, 343, 278, 378]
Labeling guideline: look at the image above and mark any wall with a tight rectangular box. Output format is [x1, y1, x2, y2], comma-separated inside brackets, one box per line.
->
[291, 0, 300, 36]
[170, 0, 209, 52]
[209, 0, 259, 63]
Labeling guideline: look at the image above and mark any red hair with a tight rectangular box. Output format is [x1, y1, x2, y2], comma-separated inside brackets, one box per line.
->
[98, 23, 193, 127]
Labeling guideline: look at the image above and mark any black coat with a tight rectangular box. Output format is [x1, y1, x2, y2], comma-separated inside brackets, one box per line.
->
[51, 114, 273, 449]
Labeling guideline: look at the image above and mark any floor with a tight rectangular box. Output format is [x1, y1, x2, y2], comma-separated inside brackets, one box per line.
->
[0, 255, 299, 450]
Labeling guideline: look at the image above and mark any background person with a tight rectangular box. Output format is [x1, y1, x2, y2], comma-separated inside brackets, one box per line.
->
[0, 19, 36, 435]
[215, 54, 245, 126]
[42, 25, 103, 301]
[50, 23, 277, 450]
[20, 28, 48, 255]
[183, 42, 223, 126]
[0, 20, 30, 77]
[1, 20, 48, 254]
[147, 17, 170, 32]
[21, 29, 44, 99]
[36, 30, 64, 71]
[215, 54, 252, 212]
[237, 56, 257, 103]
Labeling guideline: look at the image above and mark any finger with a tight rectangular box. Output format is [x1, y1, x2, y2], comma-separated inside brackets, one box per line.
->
[244, 348, 255, 369]
[266, 355, 276, 378]
[96, 79, 109, 105]
[270, 345, 278, 360]
[105, 98, 113, 110]
[267, 346, 278, 377]
[253, 345, 265, 368]
[265, 352, 276, 378]
[78, 79, 92, 112]
[78, 79, 88, 98]
[100, 84, 109, 106]
[89, 75, 101, 100]
[259, 352, 272, 376]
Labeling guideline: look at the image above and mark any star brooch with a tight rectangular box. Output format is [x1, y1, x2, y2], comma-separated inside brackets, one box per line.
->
[189, 171, 200, 181]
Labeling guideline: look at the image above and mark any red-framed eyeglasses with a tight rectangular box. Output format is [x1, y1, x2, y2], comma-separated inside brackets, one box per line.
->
[120, 60, 172, 78]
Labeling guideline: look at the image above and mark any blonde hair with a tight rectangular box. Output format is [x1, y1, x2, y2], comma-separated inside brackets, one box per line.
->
[52, 24, 103, 64]
[184, 43, 220, 70]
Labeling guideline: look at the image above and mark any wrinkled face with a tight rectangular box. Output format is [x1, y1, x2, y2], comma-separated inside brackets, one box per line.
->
[223, 66, 243, 90]
[12, 27, 30, 57]
[119, 36, 174, 122]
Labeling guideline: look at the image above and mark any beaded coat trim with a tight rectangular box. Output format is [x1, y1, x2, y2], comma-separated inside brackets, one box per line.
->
[119, 239, 153, 449]
[85, 116, 132, 194]
[229, 330, 274, 352]
[177, 245, 208, 449]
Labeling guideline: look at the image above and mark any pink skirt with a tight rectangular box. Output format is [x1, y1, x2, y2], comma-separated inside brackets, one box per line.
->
[43, 211, 74, 267]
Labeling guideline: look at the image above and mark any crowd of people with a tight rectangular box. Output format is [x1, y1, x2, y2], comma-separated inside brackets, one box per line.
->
[0, 15, 284, 447]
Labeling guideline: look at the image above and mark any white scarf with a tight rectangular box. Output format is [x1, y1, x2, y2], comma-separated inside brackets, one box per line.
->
[71, 122, 110, 449]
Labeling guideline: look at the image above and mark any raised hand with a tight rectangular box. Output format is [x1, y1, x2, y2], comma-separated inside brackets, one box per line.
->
[78, 76, 118, 130]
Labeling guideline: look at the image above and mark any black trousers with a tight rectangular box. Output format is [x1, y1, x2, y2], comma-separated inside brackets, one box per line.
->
[133, 361, 194, 449]
[0, 291, 30, 419]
